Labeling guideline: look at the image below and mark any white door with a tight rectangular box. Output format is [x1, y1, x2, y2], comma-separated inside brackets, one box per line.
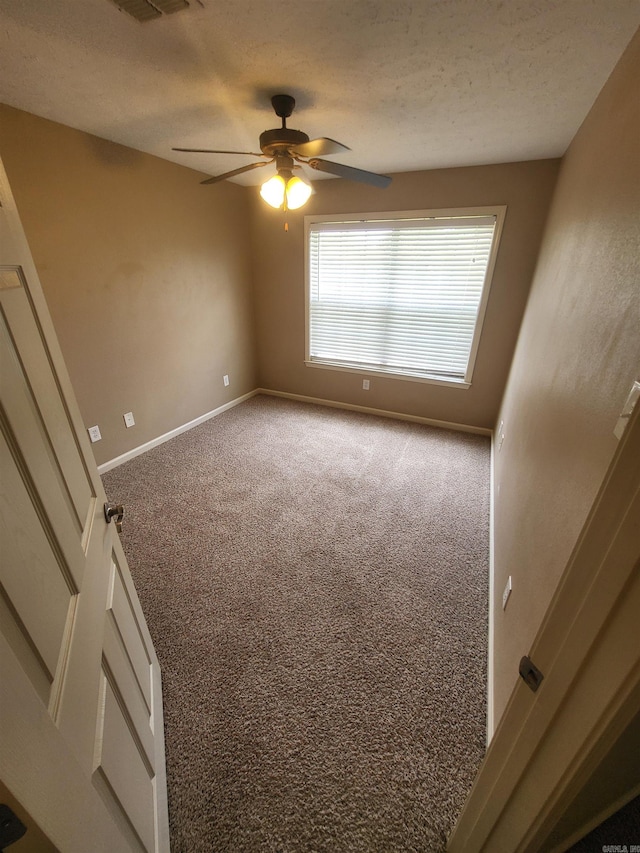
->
[0, 158, 169, 852]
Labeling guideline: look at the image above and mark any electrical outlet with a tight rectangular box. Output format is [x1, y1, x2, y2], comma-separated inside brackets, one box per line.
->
[88, 425, 102, 443]
[497, 420, 505, 451]
[502, 575, 512, 610]
[223, 375, 230, 387]
[362, 379, 370, 390]
[123, 411, 135, 428]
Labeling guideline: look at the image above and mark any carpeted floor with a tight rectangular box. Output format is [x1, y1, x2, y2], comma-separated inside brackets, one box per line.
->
[102, 394, 491, 852]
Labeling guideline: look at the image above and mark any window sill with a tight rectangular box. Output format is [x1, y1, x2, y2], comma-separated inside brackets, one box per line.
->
[304, 360, 471, 389]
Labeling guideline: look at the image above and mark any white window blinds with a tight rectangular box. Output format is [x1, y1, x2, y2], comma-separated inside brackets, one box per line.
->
[306, 213, 501, 384]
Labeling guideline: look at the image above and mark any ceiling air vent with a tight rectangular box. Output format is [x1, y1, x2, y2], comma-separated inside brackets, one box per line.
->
[110, 0, 190, 22]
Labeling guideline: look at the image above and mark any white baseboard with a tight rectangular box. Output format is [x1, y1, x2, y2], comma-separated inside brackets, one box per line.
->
[97, 390, 258, 473]
[99, 386, 492, 475]
[256, 388, 492, 436]
[487, 433, 496, 743]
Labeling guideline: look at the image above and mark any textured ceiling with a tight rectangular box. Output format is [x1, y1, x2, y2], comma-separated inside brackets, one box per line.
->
[0, 0, 638, 185]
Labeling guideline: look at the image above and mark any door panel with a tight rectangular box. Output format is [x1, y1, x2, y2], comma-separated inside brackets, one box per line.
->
[0, 428, 74, 683]
[109, 556, 153, 713]
[102, 622, 156, 770]
[103, 580, 155, 766]
[0, 577, 52, 704]
[0, 301, 86, 592]
[0, 157, 169, 850]
[96, 672, 157, 852]
[0, 265, 93, 526]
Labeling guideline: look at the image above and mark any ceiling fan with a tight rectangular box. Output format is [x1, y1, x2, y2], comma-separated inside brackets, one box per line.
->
[173, 94, 392, 210]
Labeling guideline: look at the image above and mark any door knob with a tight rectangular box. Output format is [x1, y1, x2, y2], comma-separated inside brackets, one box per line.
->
[104, 502, 124, 533]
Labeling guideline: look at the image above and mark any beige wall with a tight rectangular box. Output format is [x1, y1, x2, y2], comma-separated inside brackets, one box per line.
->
[0, 105, 558, 459]
[0, 105, 256, 465]
[491, 30, 640, 725]
[250, 159, 559, 429]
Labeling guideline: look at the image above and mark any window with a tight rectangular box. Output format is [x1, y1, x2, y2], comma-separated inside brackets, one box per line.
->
[305, 207, 505, 387]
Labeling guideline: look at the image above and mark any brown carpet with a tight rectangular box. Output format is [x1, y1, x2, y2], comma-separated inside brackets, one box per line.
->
[102, 394, 490, 852]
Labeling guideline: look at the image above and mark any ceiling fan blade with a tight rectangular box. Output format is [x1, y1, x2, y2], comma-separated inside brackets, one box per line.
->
[291, 137, 350, 157]
[307, 158, 392, 189]
[173, 147, 264, 156]
[200, 161, 271, 185]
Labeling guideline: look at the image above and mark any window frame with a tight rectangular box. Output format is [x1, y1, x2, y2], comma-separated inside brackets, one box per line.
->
[304, 206, 507, 389]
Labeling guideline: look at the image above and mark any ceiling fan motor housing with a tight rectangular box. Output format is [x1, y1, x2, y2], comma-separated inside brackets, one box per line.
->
[259, 127, 309, 156]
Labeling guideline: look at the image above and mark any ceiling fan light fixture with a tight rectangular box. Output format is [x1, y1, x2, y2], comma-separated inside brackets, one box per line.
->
[260, 174, 286, 208]
[260, 172, 312, 210]
[284, 175, 312, 210]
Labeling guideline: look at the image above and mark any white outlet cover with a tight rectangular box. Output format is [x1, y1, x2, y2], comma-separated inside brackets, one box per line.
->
[123, 411, 135, 428]
[498, 420, 505, 451]
[88, 425, 102, 443]
[223, 375, 230, 387]
[502, 575, 512, 610]
[362, 379, 370, 390]
[614, 380, 640, 440]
